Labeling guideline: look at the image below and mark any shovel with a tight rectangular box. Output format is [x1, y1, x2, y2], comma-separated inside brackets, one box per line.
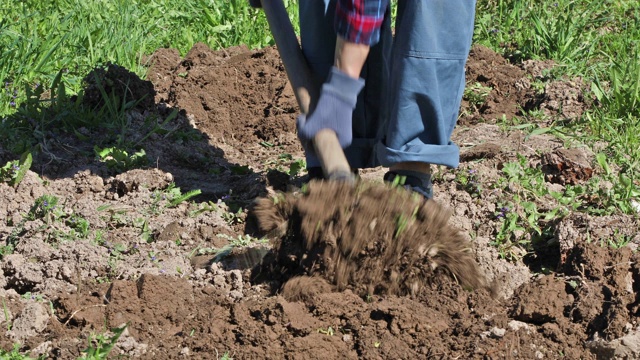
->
[259, 0, 355, 182]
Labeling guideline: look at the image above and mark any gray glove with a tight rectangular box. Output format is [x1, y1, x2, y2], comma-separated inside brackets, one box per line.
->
[297, 67, 365, 149]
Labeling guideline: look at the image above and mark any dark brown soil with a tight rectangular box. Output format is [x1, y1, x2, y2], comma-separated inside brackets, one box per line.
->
[0, 42, 639, 359]
[252, 180, 487, 298]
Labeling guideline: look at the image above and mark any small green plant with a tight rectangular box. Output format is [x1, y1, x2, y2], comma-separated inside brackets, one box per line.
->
[98, 239, 130, 278]
[166, 187, 202, 208]
[222, 207, 245, 226]
[604, 233, 632, 250]
[288, 158, 306, 177]
[393, 205, 420, 239]
[27, 195, 64, 222]
[463, 82, 492, 110]
[20, 292, 44, 302]
[195, 234, 268, 262]
[0, 152, 32, 187]
[148, 251, 159, 264]
[189, 201, 218, 217]
[317, 326, 335, 336]
[78, 324, 127, 360]
[264, 153, 306, 177]
[65, 215, 91, 239]
[0, 343, 43, 360]
[134, 217, 153, 243]
[94, 146, 148, 172]
[0, 243, 15, 259]
[97, 204, 131, 229]
[456, 168, 483, 197]
[149, 183, 202, 212]
[216, 233, 267, 248]
[2, 216, 27, 258]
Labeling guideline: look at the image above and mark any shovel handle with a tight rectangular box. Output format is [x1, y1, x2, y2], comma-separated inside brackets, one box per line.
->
[260, 0, 353, 180]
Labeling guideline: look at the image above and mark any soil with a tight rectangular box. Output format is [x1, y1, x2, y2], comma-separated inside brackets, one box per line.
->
[1, 43, 639, 359]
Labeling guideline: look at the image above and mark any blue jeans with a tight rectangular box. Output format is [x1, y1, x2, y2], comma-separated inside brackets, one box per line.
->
[299, 0, 476, 169]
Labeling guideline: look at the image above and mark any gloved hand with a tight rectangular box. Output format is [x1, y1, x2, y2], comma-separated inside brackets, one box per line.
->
[297, 67, 365, 149]
[248, 0, 261, 8]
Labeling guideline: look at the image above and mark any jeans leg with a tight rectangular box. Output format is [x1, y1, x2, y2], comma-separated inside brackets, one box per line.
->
[299, 1, 391, 169]
[375, 0, 477, 169]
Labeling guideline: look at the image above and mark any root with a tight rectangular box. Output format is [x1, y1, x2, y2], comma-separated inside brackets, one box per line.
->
[61, 304, 107, 326]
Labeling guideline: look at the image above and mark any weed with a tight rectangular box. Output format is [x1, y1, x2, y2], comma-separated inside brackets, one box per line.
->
[463, 82, 492, 111]
[94, 146, 148, 173]
[150, 183, 202, 211]
[216, 233, 267, 248]
[97, 204, 131, 229]
[137, 218, 153, 243]
[65, 214, 91, 239]
[0, 152, 32, 187]
[456, 168, 483, 197]
[190, 234, 267, 262]
[217, 351, 233, 360]
[189, 201, 218, 217]
[492, 157, 570, 258]
[27, 195, 64, 222]
[604, 233, 633, 250]
[148, 251, 159, 264]
[264, 153, 306, 177]
[166, 187, 202, 208]
[2, 215, 28, 259]
[98, 239, 130, 279]
[394, 214, 410, 240]
[222, 207, 245, 226]
[20, 292, 44, 302]
[0, 344, 43, 360]
[317, 326, 335, 336]
[78, 324, 127, 360]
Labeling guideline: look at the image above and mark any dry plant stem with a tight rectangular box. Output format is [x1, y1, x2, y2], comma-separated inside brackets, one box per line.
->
[62, 304, 107, 326]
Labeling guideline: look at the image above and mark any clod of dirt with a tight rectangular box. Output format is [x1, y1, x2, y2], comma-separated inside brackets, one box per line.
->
[8, 302, 50, 343]
[540, 77, 589, 121]
[81, 63, 156, 110]
[459, 142, 502, 162]
[510, 275, 574, 325]
[252, 181, 487, 300]
[541, 147, 594, 185]
[110, 168, 174, 198]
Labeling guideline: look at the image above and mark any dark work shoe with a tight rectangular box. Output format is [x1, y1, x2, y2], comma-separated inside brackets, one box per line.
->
[383, 170, 433, 199]
[306, 167, 359, 182]
[307, 167, 324, 181]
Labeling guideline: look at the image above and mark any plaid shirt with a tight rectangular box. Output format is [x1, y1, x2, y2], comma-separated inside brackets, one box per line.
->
[335, 0, 390, 46]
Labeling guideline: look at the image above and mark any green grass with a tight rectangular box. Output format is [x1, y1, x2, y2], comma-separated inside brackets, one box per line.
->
[474, 0, 640, 184]
[473, 0, 640, 252]
[0, 0, 299, 117]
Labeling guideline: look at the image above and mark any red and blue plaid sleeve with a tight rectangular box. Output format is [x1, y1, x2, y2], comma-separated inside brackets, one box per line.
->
[335, 0, 390, 46]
